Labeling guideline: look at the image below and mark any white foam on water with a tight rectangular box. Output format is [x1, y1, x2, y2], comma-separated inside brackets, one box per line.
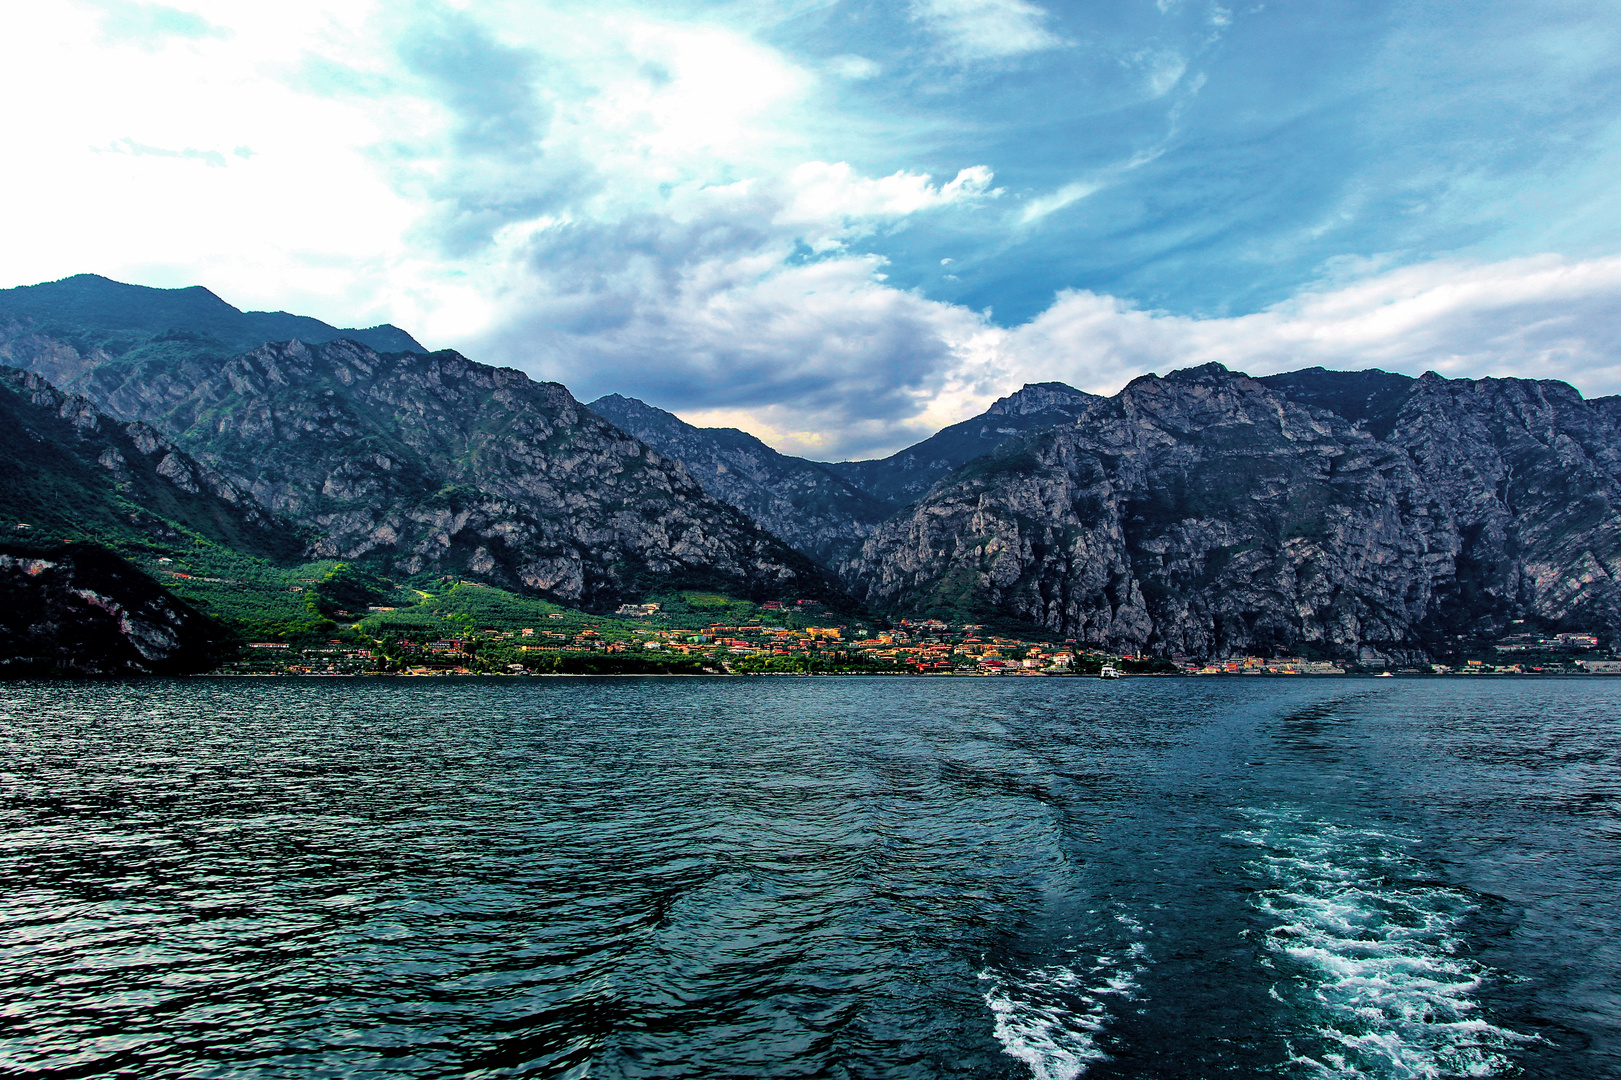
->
[1236, 809, 1532, 1079]
[981, 912, 1149, 1080]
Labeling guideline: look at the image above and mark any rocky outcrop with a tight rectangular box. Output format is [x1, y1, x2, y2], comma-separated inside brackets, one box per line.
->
[24, 340, 835, 608]
[844, 364, 1621, 660]
[0, 366, 298, 558]
[0, 543, 228, 676]
[586, 394, 890, 566]
[826, 382, 1099, 506]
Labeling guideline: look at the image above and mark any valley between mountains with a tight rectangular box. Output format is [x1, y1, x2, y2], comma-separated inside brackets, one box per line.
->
[6, 274, 1621, 674]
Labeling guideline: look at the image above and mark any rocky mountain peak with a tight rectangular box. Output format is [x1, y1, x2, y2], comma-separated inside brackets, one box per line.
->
[846, 362, 1621, 659]
[1160, 361, 1237, 383]
[12, 335, 834, 608]
[1113, 362, 1318, 441]
[985, 381, 1097, 417]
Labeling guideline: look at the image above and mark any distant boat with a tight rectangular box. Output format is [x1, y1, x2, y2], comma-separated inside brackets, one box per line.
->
[1099, 663, 1122, 679]
[1374, 670, 1394, 678]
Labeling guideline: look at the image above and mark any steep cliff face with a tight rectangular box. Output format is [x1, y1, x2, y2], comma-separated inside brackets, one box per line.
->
[0, 366, 297, 558]
[1382, 372, 1621, 632]
[20, 339, 834, 607]
[826, 382, 1100, 506]
[0, 543, 228, 675]
[586, 394, 890, 565]
[845, 364, 1621, 659]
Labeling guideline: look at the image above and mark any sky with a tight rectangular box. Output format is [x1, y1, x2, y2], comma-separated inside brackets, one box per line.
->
[5, 0, 1621, 459]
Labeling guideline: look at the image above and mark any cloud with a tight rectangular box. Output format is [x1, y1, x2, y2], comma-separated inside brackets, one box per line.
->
[1017, 180, 1102, 224]
[465, 160, 1004, 458]
[776, 162, 996, 237]
[95, 137, 233, 167]
[826, 54, 881, 80]
[81, 0, 227, 48]
[396, 11, 549, 160]
[577, 252, 1621, 460]
[1131, 48, 1187, 97]
[910, 0, 1066, 62]
[519, 250, 997, 458]
[377, 10, 595, 257]
[996, 253, 1621, 402]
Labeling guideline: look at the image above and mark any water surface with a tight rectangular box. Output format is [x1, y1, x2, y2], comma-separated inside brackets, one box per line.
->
[1, 677, 1617, 1078]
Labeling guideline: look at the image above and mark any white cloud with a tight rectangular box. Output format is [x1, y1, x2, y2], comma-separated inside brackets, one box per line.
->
[993, 252, 1621, 405]
[776, 162, 996, 232]
[624, 252, 1621, 459]
[911, 0, 1066, 62]
[826, 54, 881, 80]
[1135, 49, 1187, 97]
[1018, 180, 1102, 224]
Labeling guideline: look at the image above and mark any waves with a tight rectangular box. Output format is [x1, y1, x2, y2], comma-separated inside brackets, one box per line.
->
[4, 677, 1608, 1078]
[1236, 809, 1530, 1080]
[981, 810, 1528, 1080]
[980, 913, 1148, 1080]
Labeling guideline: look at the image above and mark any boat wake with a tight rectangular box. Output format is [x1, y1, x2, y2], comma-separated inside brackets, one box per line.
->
[980, 912, 1149, 1080]
[1235, 808, 1531, 1079]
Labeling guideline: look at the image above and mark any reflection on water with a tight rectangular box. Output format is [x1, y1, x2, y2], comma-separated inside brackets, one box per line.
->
[0, 677, 1616, 1078]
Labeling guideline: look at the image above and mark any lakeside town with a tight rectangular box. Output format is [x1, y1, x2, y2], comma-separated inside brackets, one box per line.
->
[218, 596, 1621, 678]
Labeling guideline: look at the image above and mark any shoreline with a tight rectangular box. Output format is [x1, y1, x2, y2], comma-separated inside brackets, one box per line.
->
[145, 669, 1621, 680]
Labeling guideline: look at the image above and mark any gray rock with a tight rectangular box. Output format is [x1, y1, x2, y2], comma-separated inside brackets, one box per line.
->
[844, 363, 1621, 659]
[586, 394, 890, 566]
[0, 365, 296, 557]
[14, 338, 834, 607]
[826, 382, 1099, 506]
[0, 543, 228, 676]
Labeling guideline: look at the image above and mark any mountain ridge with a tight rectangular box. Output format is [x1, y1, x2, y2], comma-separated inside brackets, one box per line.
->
[4, 327, 840, 609]
[0, 364, 299, 560]
[585, 393, 890, 566]
[824, 381, 1099, 506]
[844, 362, 1621, 659]
[7, 273, 1621, 664]
[0, 274, 424, 356]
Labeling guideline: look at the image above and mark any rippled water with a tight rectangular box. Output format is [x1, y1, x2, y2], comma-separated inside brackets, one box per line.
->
[1, 677, 1617, 1078]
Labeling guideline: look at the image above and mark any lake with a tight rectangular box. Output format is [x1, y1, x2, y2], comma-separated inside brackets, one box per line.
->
[1, 676, 1617, 1078]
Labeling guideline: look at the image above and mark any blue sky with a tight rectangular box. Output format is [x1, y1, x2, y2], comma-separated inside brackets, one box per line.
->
[5, 0, 1621, 457]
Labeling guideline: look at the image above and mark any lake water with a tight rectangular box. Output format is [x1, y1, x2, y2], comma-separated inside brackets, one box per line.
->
[1, 676, 1617, 1078]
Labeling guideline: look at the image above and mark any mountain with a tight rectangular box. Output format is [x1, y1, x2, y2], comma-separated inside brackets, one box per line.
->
[585, 394, 890, 565]
[0, 365, 297, 559]
[584, 382, 1101, 564]
[826, 382, 1099, 506]
[1258, 367, 1418, 439]
[0, 274, 423, 365]
[5, 333, 837, 609]
[844, 363, 1621, 661]
[14, 272, 1621, 666]
[0, 542, 229, 675]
